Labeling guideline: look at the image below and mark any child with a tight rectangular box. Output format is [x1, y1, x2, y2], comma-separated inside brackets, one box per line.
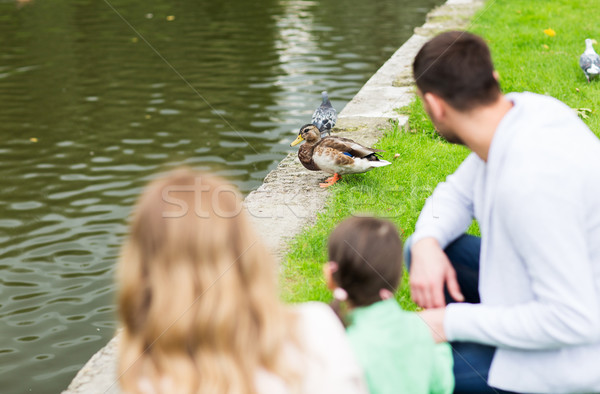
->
[324, 216, 454, 394]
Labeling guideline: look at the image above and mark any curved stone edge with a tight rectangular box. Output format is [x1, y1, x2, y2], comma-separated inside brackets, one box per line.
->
[64, 333, 121, 394]
[63, 0, 485, 392]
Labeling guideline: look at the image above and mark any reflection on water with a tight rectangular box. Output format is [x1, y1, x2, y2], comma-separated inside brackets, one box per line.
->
[0, 0, 442, 391]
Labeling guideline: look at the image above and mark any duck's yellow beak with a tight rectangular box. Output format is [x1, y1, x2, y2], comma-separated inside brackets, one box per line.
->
[290, 135, 304, 147]
[593, 39, 599, 45]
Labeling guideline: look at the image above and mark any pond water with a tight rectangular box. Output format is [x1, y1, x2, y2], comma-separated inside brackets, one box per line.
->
[0, 0, 442, 392]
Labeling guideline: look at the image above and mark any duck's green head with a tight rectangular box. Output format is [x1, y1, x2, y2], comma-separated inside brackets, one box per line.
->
[291, 124, 320, 147]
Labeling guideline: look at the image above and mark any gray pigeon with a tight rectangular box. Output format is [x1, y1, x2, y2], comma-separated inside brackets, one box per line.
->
[579, 39, 600, 82]
[311, 91, 337, 137]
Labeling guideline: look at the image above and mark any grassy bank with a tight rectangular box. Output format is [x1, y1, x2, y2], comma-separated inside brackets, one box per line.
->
[280, 0, 600, 306]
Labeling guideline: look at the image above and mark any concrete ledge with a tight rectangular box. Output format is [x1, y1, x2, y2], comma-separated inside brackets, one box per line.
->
[63, 0, 485, 392]
[64, 334, 121, 394]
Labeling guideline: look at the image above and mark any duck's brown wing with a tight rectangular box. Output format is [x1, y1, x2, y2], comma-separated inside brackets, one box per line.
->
[317, 136, 383, 159]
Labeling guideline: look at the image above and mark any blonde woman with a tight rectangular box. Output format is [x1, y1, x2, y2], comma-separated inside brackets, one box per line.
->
[117, 169, 367, 394]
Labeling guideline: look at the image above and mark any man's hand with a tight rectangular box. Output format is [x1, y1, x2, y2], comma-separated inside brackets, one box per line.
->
[410, 237, 464, 308]
[418, 308, 447, 343]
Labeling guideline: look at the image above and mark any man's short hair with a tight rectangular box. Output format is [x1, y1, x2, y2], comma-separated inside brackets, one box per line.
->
[413, 31, 501, 111]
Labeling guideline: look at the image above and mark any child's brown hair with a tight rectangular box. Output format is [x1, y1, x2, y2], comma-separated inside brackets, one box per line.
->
[327, 216, 403, 320]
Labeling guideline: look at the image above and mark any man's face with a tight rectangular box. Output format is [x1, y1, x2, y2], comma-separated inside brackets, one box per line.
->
[419, 90, 465, 146]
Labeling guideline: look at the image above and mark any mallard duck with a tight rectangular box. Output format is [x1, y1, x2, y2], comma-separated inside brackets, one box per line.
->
[580, 39, 600, 83]
[311, 91, 337, 136]
[290, 124, 391, 187]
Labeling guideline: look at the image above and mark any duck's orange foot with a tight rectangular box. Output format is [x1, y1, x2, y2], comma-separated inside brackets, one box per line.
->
[319, 173, 341, 188]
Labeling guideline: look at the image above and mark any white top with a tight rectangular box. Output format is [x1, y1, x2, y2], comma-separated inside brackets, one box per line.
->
[412, 92, 600, 393]
[137, 302, 367, 394]
[255, 302, 368, 394]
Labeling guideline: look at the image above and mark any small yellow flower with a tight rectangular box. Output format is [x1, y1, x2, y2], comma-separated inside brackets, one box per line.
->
[543, 28, 556, 37]
[131, 37, 138, 43]
[543, 44, 549, 49]
[166, 15, 175, 21]
[29, 137, 38, 142]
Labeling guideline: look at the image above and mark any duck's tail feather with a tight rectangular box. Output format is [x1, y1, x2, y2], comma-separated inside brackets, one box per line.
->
[364, 152, 386, 161]
[369, 159, 391, 167]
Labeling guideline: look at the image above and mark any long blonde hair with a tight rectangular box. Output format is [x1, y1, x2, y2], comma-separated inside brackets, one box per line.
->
[117, 169, 298, 393]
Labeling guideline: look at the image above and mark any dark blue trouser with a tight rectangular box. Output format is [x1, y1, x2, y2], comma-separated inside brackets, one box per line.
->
[404, 234, 517, 394]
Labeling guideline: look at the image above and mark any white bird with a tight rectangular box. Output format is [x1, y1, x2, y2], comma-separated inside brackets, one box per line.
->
[579, 39, 600, 82]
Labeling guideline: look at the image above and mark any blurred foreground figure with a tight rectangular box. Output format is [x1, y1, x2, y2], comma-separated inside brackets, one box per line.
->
[324, 216, 454, 394]
[117, 168, 367, 394]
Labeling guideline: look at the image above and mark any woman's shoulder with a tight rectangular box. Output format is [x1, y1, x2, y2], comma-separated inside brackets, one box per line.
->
[292, 301, 342, 323]
[285, 302, 368, 394]
[291, 302, 347, 341]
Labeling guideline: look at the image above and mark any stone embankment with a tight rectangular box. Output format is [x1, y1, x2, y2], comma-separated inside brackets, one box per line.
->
[63, 0, 484, 392]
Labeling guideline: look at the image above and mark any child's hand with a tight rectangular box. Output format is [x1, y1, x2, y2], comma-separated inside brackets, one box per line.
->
[409, 237, 464, 308]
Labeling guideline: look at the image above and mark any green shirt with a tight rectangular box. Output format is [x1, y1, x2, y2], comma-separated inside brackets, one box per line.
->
[346, 299, 454, 394]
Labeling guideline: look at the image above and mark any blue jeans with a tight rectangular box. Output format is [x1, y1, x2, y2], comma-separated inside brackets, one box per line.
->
[404, 234, 517, 394]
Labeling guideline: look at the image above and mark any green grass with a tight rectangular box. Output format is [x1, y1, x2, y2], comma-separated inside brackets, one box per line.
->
[280, 124, 472, 309]
[280, 0, 600, 307]
[472, 0, 600, 133]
